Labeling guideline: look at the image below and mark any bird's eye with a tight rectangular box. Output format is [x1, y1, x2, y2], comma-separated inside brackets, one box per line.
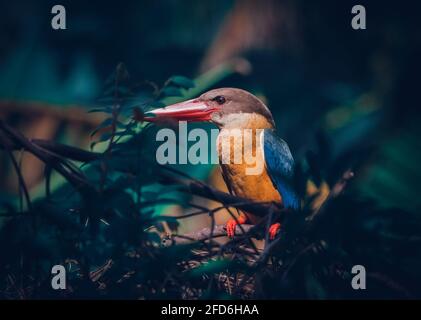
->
[212, 95, 226, 105]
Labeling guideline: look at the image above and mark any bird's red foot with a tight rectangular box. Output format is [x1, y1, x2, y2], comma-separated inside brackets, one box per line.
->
[225, 216, 247, 238]
[268, 222, 281, 240]
[226, 219, 237, 238]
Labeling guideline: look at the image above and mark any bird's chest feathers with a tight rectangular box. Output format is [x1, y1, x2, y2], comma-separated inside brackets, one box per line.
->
[216, 113, 280, 204]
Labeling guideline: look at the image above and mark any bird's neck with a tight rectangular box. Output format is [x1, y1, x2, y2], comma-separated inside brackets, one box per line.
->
[216, 113, 274, 173]
[216, 113, 275, 131]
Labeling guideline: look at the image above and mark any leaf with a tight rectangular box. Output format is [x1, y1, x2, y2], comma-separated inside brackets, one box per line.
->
[141, 191, 159, 201]
[113, 129, 135, 138]
[169, 75, 195, 89]
[147, 100, 166, 108]
[161, 86, 183, 97]
[90, 141, 98, 150]
[88, 107, 109, 114]
[90, 118, 114, 137]
[99, 132, 112, 142]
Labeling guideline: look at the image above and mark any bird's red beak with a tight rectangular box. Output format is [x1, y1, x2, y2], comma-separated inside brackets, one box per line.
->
[144, 99, 216, 122]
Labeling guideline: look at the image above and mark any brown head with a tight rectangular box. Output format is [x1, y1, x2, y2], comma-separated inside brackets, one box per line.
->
[144, 88, 275, 129]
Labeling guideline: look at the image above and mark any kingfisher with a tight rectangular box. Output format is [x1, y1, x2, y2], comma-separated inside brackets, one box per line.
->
[144, 88, 300, 240]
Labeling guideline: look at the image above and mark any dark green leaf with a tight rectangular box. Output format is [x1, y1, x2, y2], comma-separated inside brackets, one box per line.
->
[161, 86, 183, 97]
[169, 75, 195, 89]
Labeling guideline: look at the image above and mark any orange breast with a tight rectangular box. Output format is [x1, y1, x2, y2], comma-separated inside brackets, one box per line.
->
[220, 163, 281, 224]
[217, 116, 281, 224]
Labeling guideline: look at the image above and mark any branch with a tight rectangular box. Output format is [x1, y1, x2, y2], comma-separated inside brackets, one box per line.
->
[0, 134, 101, 163]
[160, 172, 282, 218]
[162, 224, 254, 246]
[0, 120, 94, 192]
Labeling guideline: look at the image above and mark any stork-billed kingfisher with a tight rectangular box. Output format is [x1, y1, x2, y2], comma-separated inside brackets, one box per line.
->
[144, 88, 300, 240]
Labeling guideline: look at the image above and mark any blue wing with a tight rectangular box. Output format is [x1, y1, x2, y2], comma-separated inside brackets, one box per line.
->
[261, 129, 300, 210]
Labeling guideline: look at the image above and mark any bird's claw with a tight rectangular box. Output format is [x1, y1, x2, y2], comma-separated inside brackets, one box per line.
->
[268, 222, 281, 240]
[226, 219, 238, 238]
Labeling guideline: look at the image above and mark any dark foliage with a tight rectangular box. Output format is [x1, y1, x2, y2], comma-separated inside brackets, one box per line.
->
[1, 64, 421, 300]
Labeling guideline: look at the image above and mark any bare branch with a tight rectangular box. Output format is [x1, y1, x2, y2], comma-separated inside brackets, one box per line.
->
[0, 120, 94, 193]
[162, 224, 255, 246]
[160, 172, 282, 218]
